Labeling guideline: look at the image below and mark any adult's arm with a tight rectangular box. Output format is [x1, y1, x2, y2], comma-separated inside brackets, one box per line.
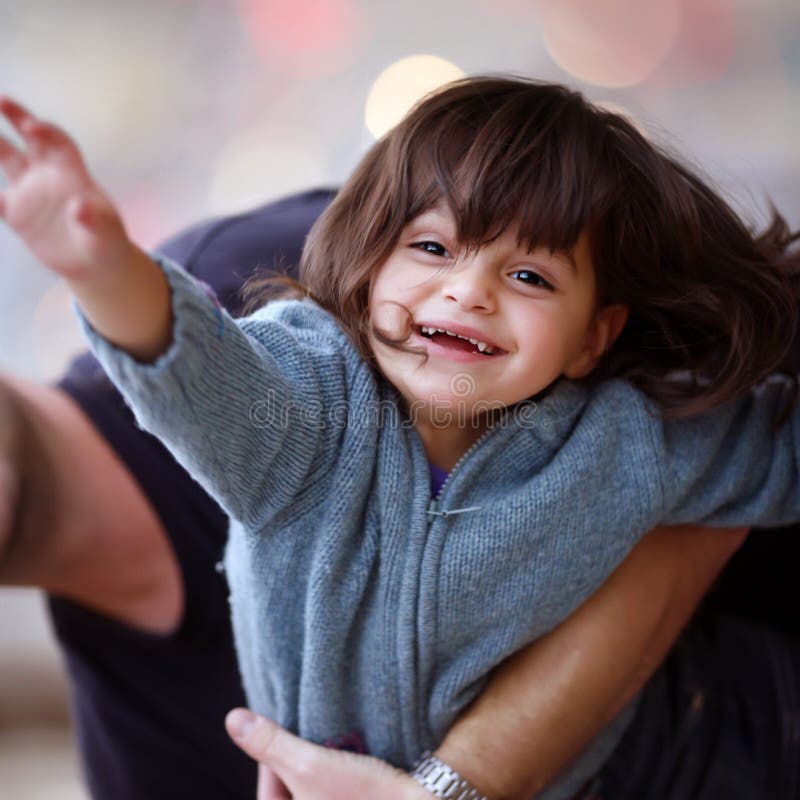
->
[435, 523, 745, 799]
[0, 385, 23, 556]
[227, 523, 745, 800]
[0, 372, 183, 632]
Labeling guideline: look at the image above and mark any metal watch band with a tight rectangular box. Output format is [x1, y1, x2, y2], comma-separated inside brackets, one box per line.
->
[410, 751, 489, 800]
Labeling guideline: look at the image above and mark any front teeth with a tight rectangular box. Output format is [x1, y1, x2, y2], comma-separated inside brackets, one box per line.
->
[419, 326, 496, 354]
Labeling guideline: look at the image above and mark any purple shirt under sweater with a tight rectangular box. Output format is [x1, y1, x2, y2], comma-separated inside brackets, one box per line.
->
[430, 463, 449, 497]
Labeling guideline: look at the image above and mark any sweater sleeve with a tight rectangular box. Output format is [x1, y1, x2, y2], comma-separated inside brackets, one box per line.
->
[75, 254, 346, 526]
[660, 377, 800, 528]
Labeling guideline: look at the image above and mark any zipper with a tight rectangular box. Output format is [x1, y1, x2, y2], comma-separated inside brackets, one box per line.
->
[425, 425, 497, 519]
[415, 422, 495, 756]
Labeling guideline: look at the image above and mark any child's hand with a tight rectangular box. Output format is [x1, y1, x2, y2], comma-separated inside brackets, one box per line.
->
[0, 97, 130, 281]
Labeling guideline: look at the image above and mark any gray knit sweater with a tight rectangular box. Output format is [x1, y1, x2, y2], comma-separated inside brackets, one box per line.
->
[79, 256, 800, 799]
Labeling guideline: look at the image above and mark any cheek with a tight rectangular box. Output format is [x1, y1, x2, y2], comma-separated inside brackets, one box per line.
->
[518, 306, 566, 347]
[517, 308, 585, 369]
[557, 295, 596, 342]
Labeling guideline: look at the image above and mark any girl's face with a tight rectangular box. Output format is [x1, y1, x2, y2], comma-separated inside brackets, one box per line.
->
[368, 206, 625, 425]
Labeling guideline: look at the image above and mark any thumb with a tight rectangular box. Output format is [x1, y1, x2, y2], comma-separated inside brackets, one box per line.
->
[226, 708, 423, 800]
[226, 708, 309, 771]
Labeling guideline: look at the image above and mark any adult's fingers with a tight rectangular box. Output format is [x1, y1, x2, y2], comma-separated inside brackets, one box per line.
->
[226, 708, 426, 800]
[226, 709, 305, 771]
[257, 764, 290, 800]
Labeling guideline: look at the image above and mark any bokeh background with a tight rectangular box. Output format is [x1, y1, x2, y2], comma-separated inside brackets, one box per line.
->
[1, 0, 798, 796]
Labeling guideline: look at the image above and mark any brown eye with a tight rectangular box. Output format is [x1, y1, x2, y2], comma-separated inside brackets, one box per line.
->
[412, 240, 450, 258]
[510, 269, 554, 291]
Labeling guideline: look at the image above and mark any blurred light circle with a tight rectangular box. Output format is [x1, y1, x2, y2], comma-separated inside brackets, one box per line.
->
[538, 0, 681, 88]
[237, 0, 366, 78]
[208, 124, 325, 215]
[650, 0, 736, 86]
[2, 16, 179, 160]
[365, 55, 465, 139]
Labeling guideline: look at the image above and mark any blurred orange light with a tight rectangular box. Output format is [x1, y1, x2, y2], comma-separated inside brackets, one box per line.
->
[538, 0, 681, 88]
[208, 123, 325, 214]
[365, 55, 465, 139]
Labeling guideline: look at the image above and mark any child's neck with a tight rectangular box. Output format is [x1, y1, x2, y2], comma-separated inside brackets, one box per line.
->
[414, 417, 488, 472]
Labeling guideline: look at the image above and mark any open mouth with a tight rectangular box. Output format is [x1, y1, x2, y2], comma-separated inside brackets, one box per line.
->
[417, 325, 499, 356]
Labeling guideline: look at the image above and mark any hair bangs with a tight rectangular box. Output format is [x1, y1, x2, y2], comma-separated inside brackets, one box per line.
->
[396, 77, 615, 260]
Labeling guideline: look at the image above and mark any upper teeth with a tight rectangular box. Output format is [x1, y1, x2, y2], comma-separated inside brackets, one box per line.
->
[420, 326, 496, 354]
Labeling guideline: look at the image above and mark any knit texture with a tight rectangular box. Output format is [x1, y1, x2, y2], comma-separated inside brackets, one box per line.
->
[78, 255, 800, 799]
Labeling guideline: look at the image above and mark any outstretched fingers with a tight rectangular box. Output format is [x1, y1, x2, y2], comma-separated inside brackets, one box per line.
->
[25, 120, 80, 162]
[0, 96, 79, 163]
[0, 96, 44, 140]
[0, 132, 27, 182]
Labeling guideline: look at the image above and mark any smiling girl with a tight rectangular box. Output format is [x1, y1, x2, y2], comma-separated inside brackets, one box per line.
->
[0, 77, 798, 799]
[366, 208, 625, 469]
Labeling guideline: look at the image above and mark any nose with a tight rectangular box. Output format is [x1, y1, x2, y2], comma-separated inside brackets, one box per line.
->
[441, 259, 496, 312]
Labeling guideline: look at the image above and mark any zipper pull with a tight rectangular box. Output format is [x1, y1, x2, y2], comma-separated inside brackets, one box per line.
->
[426, 501, 482, 518]
[440, 506, 482, 517]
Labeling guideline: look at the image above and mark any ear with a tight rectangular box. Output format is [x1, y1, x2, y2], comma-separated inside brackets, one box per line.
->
[563, 303, 629, 380]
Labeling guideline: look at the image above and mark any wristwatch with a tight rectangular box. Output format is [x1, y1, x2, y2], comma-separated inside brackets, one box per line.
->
[410, 751, 489, 800]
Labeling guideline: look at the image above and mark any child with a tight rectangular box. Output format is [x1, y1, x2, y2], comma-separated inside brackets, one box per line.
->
[1, 78, 798, 799]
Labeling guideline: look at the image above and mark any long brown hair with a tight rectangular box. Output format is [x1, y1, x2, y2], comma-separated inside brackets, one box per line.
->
[246, 76, 799, 417]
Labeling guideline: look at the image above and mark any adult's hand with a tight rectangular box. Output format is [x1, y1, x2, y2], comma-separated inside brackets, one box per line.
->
[226, 709, 431, 800]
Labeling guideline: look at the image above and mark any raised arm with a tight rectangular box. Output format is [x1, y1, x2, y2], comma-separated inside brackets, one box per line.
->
[0, 99, 330, 526]
[228, 523, 745, 799]
[0, 97, 172, 361]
